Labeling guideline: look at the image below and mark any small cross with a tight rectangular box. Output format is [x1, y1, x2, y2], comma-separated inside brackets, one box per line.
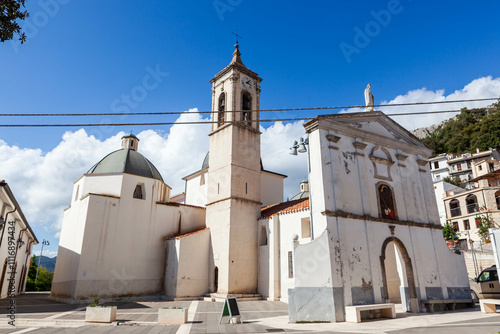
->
[232, 30, 243, 44]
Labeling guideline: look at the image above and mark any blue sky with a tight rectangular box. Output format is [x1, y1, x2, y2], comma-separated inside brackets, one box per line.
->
[1, 0, 500, 257]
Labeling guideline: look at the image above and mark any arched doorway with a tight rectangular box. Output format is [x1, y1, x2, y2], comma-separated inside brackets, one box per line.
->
[380, 237, 418, 313]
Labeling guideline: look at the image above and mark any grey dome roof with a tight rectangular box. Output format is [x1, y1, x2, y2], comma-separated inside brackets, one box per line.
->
[202, 152, 263, 170]
[87, 149, 163, 182]
[290, 191, 309, 200]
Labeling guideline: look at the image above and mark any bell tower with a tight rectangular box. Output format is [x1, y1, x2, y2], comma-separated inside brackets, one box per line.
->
[206, 43, 263, 296]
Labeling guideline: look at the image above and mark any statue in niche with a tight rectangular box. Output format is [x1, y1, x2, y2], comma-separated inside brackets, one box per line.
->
[365, 84, 374, 111]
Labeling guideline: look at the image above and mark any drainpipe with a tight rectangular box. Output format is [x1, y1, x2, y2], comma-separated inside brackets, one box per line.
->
[0, 207, 17, 248]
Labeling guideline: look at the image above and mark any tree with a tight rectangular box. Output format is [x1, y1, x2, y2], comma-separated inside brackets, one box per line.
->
[1, 0, 30, 43]
[26, 255, 53, 291]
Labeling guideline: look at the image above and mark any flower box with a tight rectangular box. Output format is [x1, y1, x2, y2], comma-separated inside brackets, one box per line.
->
[85, 306, 117, 323]
[158, 307, 188, 325]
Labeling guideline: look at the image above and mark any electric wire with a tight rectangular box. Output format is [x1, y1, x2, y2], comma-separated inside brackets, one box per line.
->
[0, 98, 497, 117]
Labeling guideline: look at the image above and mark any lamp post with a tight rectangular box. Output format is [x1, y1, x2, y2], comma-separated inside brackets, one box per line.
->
[290, 136, 314, 239]
[35, 239, 49, 283]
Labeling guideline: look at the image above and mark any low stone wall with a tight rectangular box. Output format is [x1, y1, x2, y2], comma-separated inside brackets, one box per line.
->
[462, 247, 495, 279]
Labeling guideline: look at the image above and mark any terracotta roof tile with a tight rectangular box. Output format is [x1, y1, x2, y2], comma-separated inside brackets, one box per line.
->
[168, 227, 209, 240]
[260, 198, 309, 219]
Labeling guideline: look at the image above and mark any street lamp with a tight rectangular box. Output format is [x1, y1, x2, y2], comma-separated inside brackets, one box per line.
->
[35, 239, 50, 283]
[289, 136, 314, 239]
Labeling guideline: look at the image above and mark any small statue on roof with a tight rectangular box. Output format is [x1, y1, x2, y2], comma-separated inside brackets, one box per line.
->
[365, 84, 375, 112]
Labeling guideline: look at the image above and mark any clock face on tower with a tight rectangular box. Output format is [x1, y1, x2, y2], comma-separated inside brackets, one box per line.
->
[240, 75, 253, 91]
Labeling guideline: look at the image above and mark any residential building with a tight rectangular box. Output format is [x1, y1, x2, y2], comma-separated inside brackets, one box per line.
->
[0, 181, 38, 299]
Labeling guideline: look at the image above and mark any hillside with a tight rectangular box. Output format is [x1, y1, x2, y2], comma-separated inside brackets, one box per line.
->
[420, 102, 500, 155]
[38, 256, 57, 273]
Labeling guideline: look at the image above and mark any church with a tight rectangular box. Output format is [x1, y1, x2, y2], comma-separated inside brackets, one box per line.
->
[52, 44, 471, 322]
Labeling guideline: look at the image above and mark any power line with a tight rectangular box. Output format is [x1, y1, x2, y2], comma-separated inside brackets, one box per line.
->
[0, 107, 498, 128]
[0, 98, 497, 117]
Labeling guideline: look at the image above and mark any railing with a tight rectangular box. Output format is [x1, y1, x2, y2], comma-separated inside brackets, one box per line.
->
[450, 207, 462, 217]
[466, 203, 479, 214]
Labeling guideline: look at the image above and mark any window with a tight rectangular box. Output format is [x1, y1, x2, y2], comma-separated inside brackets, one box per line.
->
[495, 190, 500, 210]
[133, 184, 144, 199]
[301, 217, 311, 238]
[463, 219, 470, 230]
[467, 161, 471, 169]
[452, 221, 459, 232]
[288, 251, 293, 278]
[457, 164, 462, 171]
[242, 92, 252, 126]
[449, 199, 461, 217]
[466, 194, 478, 214]
[434, 161, 439, 169]
[478, 165, 483, 171]
[259, 225, 267, 246]
[378, 183, 396, 220]
[218, 93, 225, 128]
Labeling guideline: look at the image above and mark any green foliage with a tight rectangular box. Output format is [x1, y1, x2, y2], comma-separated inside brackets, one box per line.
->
[0, 0, 30, 43]
[26, 255, 53, 291]
[423, 102, 500, 155]
[442, 222, 457, 241]
[90, 297, 100, 307]
[475, 210, 498, 242]
[443, 176, 466, 189]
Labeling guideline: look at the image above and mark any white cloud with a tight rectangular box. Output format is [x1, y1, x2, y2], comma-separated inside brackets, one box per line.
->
[33, 250, 58, 258]
[261, 121, 308, 200]
[343, 76, 500, 130]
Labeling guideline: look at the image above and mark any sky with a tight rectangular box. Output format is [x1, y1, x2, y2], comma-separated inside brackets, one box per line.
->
[1, 0, 500, 258]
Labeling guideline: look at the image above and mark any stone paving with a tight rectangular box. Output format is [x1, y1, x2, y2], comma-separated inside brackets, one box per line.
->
[1, 293, 500, 333]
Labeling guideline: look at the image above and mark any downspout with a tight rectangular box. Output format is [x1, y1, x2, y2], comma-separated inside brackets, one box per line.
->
[0, 207, 17, 248]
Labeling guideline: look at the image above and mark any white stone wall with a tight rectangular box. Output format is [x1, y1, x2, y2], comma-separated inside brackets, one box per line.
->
[165, 228, 210, 299]
[288, 114, 470, 322]
[52, 173, 206, 299]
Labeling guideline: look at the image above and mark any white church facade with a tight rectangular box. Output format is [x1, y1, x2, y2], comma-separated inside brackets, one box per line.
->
[52, 45, 472, 321]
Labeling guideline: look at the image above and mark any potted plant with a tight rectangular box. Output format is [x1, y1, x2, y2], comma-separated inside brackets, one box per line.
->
[158, 306, 188, 325]
[476, 210, 498, 243]
[85, 297, 117, 323]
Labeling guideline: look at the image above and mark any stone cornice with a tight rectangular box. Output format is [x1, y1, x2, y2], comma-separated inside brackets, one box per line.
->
[305, 115, 432, 157]
[322, 210, 442, 230]
[206, 196, 262, 207]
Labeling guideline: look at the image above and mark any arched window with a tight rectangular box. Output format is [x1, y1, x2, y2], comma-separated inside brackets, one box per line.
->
[218, 93, 225, 128]
[133, 184, 144, 200]
[242, 92, 252, 126]
[378, 183, 396, 220]
[449, 199, 461, 217]
[495, 190, 500, 210]
[466, 194, 478, 214]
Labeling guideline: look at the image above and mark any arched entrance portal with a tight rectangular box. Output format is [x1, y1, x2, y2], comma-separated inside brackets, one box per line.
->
[380, 237, 419, 313]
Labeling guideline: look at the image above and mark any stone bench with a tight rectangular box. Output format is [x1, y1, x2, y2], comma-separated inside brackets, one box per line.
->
[345, 303, 396, 323]
[422, 299, 473, 313]
[479, 299, 500, 313]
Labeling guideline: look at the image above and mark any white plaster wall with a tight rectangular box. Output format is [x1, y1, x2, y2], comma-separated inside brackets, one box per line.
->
[165, 229, 210, 299]
[80, 174, 123, 198]
[185, 173, 208, 207]
[261, 172, 285, 207]
[52, 173, 206, 299]
[0, 187, 37, 299]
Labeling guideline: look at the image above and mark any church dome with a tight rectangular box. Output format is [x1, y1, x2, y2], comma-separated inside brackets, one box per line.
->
[87, 134, 163, 181]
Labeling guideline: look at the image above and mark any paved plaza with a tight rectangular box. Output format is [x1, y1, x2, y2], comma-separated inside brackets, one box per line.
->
[1, 293, 500, 333]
